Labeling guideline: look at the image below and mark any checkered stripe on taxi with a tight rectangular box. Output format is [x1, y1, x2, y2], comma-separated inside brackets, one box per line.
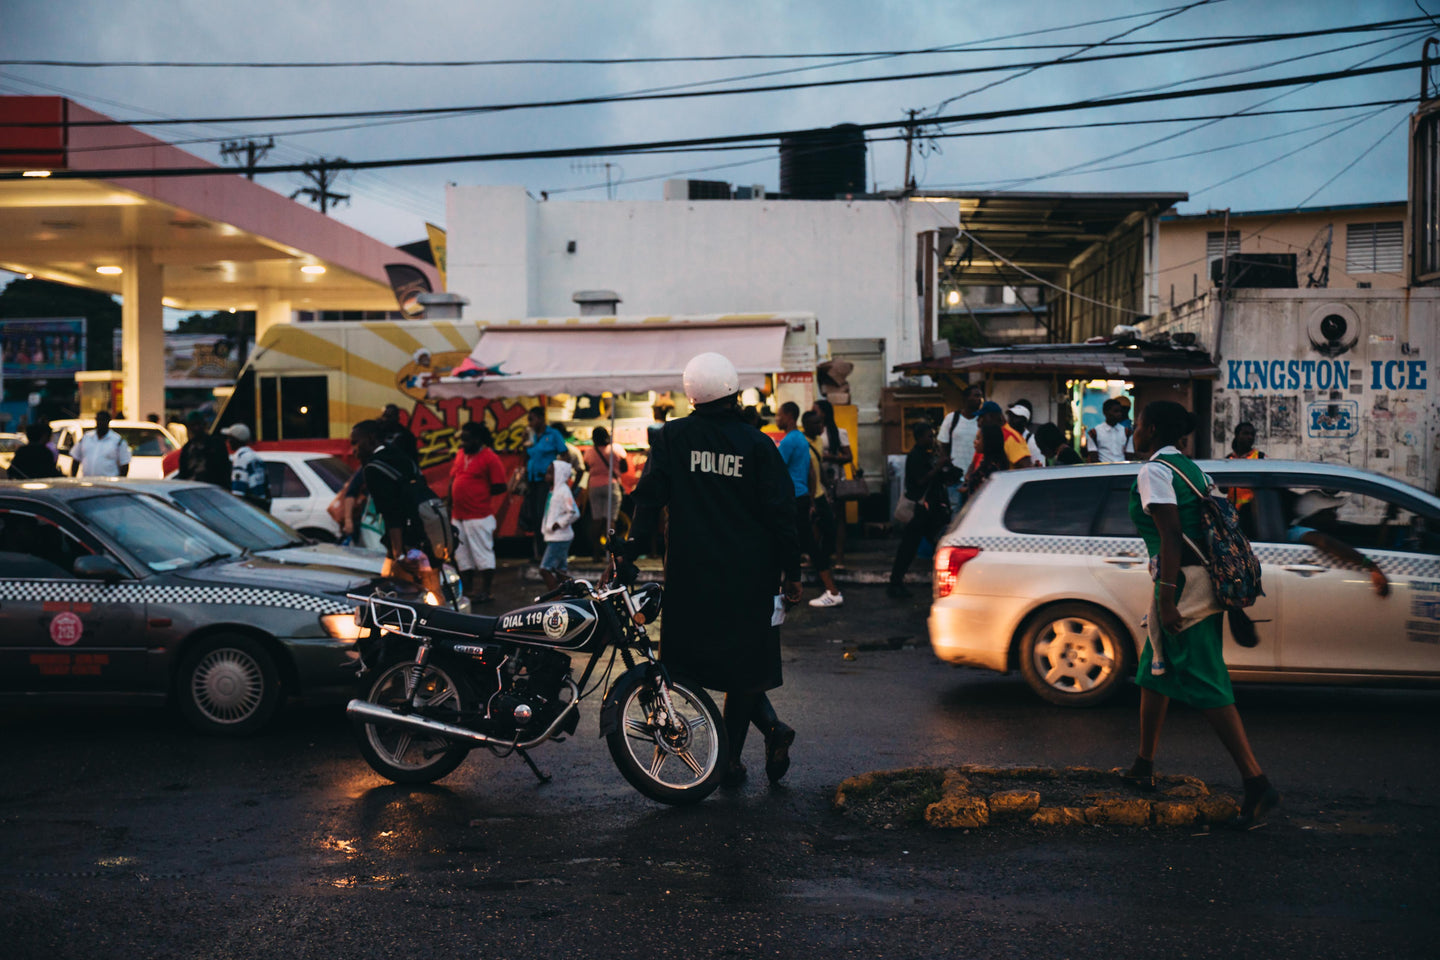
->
[0, 581, 353, 614]
[953, 536, 1440, 579]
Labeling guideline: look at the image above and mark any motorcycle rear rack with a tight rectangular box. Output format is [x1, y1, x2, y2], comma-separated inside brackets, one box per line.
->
[349, 593, 421, 640]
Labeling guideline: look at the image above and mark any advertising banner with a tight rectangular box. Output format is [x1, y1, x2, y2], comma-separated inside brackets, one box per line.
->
[1, 318, 86, 378]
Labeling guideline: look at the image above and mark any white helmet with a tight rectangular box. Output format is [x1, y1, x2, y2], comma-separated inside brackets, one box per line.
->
[682, 352, 740, 405]
[1294, 490, 1347, 521]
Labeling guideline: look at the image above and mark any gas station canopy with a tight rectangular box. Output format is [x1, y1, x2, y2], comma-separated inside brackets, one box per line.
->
[0, 96, 439, 419]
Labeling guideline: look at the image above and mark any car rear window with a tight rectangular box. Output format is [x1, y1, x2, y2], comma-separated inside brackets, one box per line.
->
[305, 456, 353, 493]
[1003, 477, 1108, 536]
[1094, 483, 1139, 537]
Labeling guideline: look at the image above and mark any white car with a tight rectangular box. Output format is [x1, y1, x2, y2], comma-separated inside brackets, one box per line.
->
[256, 450, 355, 542]
[929, 459, 1440, 706]
[51, 419, 180, 479]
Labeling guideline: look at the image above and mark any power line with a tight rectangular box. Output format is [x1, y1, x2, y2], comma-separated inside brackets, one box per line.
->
[2, 25, 1429, 131]
[965, 27, 1426, 192]
[928, 0, 1217, 116]
[15, 10, 1425, 68]
[4, 58, 1428, 182]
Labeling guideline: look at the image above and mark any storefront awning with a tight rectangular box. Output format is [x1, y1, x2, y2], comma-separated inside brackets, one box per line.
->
[428, 318, 790, 399]
[894, 340, 1219, 381]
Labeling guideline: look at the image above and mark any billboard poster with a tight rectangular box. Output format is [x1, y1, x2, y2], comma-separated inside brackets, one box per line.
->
[0, 318, 87, 378]
[109, 331, 251, 388]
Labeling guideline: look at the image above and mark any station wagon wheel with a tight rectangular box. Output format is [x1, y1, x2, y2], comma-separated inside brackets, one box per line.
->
[1017, 603, 1132, 707]
[176, 633, 283, 736]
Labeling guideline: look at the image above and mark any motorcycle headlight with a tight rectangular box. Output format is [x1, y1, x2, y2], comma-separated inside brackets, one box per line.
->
[632, 582, 662, 625]
[321, 613, 366, 642]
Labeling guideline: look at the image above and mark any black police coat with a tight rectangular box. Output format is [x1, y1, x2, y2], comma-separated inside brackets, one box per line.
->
[627, 404, 801, 693]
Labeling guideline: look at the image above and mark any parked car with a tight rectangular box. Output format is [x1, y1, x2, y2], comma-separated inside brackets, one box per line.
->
[0, 479, 406, 735]
[256, 450, 354, 542]
[929, 459, 1440, 706]
[50, 419, 180, 479]
[98, 477, 467, 612]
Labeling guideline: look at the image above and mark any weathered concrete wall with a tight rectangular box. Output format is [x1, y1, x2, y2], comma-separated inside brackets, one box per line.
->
[1148, 288, 1437, 494]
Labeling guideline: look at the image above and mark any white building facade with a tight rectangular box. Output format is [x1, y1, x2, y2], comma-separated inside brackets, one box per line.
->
[444, 185, 961, 368]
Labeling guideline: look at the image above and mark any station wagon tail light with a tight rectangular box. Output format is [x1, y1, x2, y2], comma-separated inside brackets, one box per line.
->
[934, 546, 981, 599]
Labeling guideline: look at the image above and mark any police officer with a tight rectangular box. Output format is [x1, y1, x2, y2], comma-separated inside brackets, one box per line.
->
[617, 353, 802, 786]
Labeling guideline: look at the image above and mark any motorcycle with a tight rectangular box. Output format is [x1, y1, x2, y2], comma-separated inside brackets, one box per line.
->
[344, 575, 729, 805]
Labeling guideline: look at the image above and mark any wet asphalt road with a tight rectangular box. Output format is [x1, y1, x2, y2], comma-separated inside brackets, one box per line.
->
[2, 570, 1439, 959]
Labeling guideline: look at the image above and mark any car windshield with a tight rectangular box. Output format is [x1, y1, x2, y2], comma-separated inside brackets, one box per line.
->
[169, 486, 306, 551]
[0, 434, 23, 452]
[305, 455, 353, 493]
[72, 493, 241, 571]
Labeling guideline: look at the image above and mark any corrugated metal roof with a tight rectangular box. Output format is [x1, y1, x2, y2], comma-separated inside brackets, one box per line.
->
[894, 340, 1218, 380]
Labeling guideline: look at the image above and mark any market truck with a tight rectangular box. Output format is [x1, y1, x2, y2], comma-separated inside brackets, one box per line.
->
[213, 313, 821, 537]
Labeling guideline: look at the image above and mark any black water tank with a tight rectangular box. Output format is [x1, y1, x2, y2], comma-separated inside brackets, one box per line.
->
[779, 124, 867, 199]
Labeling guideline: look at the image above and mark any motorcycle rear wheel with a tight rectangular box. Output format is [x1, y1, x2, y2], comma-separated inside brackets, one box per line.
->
[606, 675, 726, 805]
[354, 660, 473, 784]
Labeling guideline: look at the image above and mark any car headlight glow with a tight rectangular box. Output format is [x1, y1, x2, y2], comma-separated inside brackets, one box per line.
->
[321, 613, 366, 642]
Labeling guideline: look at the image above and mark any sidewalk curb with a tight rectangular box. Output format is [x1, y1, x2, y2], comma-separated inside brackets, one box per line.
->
[834, 765, 1241, 829]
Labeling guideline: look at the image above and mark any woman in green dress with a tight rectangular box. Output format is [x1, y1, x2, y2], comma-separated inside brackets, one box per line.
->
[1123, 401, 1280, 828]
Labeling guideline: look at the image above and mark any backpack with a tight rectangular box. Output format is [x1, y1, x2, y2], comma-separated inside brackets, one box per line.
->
[364, 457, 457, 563]
[1159, 455, 1264, 610]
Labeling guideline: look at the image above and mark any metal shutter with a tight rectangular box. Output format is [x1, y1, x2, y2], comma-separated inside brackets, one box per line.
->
[1346, 221, 1403, 274]
[1206, 230, 1240, 265]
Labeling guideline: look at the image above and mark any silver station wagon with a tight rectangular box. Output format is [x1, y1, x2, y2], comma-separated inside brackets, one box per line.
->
[928, 459, 1440, 706]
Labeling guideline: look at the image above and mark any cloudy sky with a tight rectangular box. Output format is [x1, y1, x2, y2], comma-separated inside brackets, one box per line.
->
[0, 0, 1429, 247]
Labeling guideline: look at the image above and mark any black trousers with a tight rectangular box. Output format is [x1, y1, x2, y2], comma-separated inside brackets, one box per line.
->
[794, 495, 833, 574]
[890, 502, 947, 585]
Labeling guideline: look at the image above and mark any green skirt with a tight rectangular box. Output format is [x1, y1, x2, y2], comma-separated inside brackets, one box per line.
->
[1135, 573, 1234, 709]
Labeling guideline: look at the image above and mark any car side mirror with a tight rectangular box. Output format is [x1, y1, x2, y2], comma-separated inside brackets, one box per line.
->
[73, 555, 125, 583]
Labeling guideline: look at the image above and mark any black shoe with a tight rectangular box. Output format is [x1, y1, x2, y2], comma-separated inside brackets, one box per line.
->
[886, 583, 912, 599]
[1121, 760, 1156, 793]
[721, 760, 747, 788]
[765, 723, 795, 784]
[1228, 785, 1281, 830]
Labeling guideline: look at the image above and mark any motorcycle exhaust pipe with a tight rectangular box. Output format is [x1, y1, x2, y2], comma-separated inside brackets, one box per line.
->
[346, 680, 580, 750]
[346, 698, 495, 746]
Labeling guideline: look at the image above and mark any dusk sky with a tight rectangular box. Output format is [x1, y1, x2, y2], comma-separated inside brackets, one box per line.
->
[0, 0, 1429, 248]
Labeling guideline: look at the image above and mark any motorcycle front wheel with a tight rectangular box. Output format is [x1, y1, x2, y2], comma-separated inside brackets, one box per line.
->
[606, 675, 727, 805]
[354, 660, 473, 784]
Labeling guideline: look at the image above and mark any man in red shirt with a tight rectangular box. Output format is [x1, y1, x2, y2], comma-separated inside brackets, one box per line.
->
[448, 422, 509, 604]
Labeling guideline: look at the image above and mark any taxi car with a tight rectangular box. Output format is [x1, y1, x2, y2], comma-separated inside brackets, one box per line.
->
[103, 478, 467, 611]
[929, 459, 1440, 706]
[0, 479, 396, 735]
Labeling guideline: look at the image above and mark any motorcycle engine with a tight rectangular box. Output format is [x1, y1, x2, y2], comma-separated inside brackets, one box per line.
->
[491, 648, 572, 734]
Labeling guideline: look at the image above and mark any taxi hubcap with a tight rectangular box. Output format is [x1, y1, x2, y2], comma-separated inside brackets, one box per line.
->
[192, 649, 263, 722]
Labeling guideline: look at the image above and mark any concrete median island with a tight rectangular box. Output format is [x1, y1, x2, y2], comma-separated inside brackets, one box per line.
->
[834, 765, 1241, 829]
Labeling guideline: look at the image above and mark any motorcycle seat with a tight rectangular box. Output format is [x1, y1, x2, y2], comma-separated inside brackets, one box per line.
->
[413, 604, 497, 641]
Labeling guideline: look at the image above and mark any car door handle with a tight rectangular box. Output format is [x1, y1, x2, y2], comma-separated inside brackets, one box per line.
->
[1282, 564, 1329, 575]
[1103, 555, 1143, 565]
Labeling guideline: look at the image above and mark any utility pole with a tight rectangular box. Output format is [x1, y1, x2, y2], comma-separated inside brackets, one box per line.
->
[290, 158, 350, 215]
[219, 137, 275, 180]
[1213, 207, 1231, 363]
[901, 109, 919, 194]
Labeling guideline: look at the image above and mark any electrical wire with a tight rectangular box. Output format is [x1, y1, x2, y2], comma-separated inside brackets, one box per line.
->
[923, 27, 1425, 193]
[14, 10, 1425, 68]
[2, 24, 1428, 131]
[4, 58, 1428, 182]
